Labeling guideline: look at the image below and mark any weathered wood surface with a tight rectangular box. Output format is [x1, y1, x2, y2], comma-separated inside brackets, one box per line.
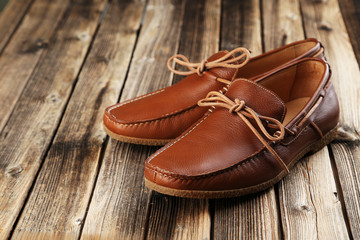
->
[263, 0, 348, 239]
[0, 0, 33, 53]
[0, 0, 106, 238]
[214, 190, 280, 239]
[0, 0, 70, 131]
[300, 0, 360, 238]
[11, 1, 145, 239]
[148, 194, 211, 239]
[338, 0, 360, 64]
[0, 0, 359, 239]
[331, 142, 360, 239]
[220, 0, 261, 51]
[262, 0, 304, 50]
[81, 0, 187, 239]
[279, 149, 349, 239]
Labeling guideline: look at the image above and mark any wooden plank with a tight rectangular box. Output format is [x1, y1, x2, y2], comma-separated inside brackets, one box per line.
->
[279, 149, 348, 239]
[147, 194, 211, 239]
[213, 1, 282, 239]
[300, 0, 360, 130]
[80, 0, 186, 239]
[306, 149, 349, 239]
[213, 189, 280, 239]
[10, 1, 146, 239]
[331, 142, 360, 239]
[146, 0, 220, 238]
[81, 143, 157, 240]
[338, 0, 360, 64]
[220, 0, 262, 51]
[173, 0, 221, 83]
[0, 0, 34, 52]
[262, 0, 348, 238]
[0, 1, 107, 239]
[262, 0, 304, 50]
[0, 0, 70, 131]
[300, 0, 360, 238]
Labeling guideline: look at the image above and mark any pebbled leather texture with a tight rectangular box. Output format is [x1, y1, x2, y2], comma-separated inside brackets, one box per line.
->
[144, 58, 340, 194]
[104, 38, 324, 143]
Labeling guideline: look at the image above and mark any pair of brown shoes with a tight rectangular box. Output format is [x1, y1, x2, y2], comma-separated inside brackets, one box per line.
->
[104, 39, 339, 199]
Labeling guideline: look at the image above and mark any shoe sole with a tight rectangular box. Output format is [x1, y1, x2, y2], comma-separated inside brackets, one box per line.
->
[103, 123, 172, 146]
[145, 126, 338, 199]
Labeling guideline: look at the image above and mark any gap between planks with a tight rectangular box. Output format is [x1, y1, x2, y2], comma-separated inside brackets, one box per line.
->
[80, 0, 185, 238]
[0, 0, 109, 239]
[10, 0, 146, 238]
[0, 0, 35, 54]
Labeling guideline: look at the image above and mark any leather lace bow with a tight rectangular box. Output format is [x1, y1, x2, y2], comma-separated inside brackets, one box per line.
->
[198, 91, 289, 173]
[167, 48, 251, 77]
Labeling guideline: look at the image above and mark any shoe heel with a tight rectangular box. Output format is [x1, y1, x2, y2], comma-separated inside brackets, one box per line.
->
[309, 125, 338, 154]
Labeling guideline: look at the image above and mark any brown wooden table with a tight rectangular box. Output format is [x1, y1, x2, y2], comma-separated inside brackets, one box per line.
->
[0, 0, 359, 239]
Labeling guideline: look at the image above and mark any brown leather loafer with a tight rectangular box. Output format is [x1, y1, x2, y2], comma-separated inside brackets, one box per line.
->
[104, 39, 324, 145]
[145, 58, 339, 198]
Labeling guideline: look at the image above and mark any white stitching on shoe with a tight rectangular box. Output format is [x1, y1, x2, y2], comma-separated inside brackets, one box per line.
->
[104, 106, 198, 126]
[108, 88, 166, 112]
[231, 78, 287, 122]
[147, 113, 210, 163]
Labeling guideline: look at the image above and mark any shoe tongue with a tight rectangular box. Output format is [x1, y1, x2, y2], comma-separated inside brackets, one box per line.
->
[225, 79, 287, 122]
[207, 51, 238, 80]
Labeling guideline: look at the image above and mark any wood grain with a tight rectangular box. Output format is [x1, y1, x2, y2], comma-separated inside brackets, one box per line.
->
[0, 0, 358, 238]
[214, 189, 280, 239]
[147, 194, 211, 239]
[0, 0, 34, 52]
[331, 142, 360, 239]
[81, 0, 186, 239]
[338, 0, 360, 64]
[0, 0, 70, 131]
[9, 1, 145, 239]
[304, 149, 348, 239]
[221, 0, 262, 51]
[262, 0, 348, 238]
[146, 0, 220, 239]
[262, 0, 304, 50]
[213, 1, 281, 239]
[0, 1, 106, 239]
[173, 0, 221, 84]
[279, 149, 348, 239]
[300, 0, 360, 130]
[81, 143, 157, 240]
[300, 0, 360, 238]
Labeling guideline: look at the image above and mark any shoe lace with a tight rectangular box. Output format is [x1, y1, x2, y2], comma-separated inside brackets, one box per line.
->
[198, 91, 290, 173]
[167, 48, 251, 84]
